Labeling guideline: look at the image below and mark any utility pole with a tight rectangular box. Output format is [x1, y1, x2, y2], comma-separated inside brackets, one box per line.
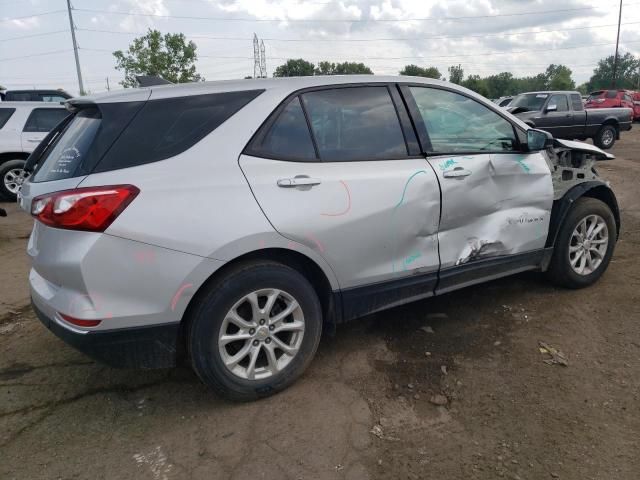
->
[66, 0, 85, 95]
[611, 0, 622, 88]
[260, 39, 266, 78]
[106, 77, 110, 91]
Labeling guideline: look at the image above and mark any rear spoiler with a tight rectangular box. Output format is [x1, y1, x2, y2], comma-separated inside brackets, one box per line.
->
[136, 75, 173, 87]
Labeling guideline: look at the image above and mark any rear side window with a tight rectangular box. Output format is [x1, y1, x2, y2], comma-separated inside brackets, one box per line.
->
[95, 90, 263, 173]
[548, 95, 569, 112]
[301, 87, 408, 161]
[570, 94, 583, 111]
[606, 90, 618, 99]
[0, 108, 15, 129]
[23, 108, 69, 133]
[31, 109, 101, 182]
[251, 97, 317, 161]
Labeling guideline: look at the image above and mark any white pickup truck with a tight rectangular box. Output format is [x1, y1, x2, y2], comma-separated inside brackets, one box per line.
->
[0, 102, 69, 200]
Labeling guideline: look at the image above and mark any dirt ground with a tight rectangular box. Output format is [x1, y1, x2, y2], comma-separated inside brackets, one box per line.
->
[1, 128, 639, 480]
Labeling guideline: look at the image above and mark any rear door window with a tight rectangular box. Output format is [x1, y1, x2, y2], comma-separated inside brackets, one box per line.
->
[606, 90, 618, 99]
[0, 108, 15, 129]
[300, 86, 408, 161]
[570, 94, 583, 111]
[250, 96, 317, 161]
[23, 108, 69, 133]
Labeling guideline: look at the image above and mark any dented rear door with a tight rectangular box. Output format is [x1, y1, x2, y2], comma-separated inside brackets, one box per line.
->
[403, 85, 554, 272]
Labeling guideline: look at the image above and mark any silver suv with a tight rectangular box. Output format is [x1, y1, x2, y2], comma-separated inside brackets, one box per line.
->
[19, 76, 620, 400]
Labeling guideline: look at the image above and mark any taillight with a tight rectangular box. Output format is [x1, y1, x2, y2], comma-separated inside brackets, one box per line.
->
[31, 185, 139, 232]
[58, 313, 101, 327]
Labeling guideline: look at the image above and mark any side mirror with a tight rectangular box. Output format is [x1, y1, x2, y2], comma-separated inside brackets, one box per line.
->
[545, 104, 557, 113]
[526, 129, 554, 151]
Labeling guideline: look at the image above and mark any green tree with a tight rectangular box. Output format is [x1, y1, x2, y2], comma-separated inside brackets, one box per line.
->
[484, 72, 516, 98]
[273, 59, 316, 77]
[545, 64, 575, 90]
[315, 61, 373, 75]
[461, 75, 489, 97]
[113, 29, 203, 87]
[399, 64, 442, 79]
[587, 52, 640, 90]
[448, 64, 464, 84]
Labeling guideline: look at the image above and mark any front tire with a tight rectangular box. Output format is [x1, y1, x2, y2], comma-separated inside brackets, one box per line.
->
[0, 159, 28, 201]
[546, 197, 616, 289]
[188, 261, 323, 401]
[593, 125, 617, 149]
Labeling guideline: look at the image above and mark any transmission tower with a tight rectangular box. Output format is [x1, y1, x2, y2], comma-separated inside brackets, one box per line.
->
[253, 34, 261, 78]
[260, 40, 267, 78]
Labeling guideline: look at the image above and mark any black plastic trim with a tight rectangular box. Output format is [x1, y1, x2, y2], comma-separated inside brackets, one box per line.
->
[436, 249, 549, 294]
[33, 300, 180, 369]
[340, 271, 438, 322]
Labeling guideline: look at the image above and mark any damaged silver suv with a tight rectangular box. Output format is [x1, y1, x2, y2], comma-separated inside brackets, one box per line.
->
[20, 76, 619, 401]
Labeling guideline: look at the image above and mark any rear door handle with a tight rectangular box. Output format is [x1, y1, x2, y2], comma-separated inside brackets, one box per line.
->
[27, 139, 41, 143]
[442, 167, 472, 178]
[277, 176, 321, 188]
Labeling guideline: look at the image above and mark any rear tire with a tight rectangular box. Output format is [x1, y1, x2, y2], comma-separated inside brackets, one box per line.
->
[546, 197, 616, 289]
[0, 159, 28, 201]
[593, 125, 617, 149]
[188, 261, 323, 401]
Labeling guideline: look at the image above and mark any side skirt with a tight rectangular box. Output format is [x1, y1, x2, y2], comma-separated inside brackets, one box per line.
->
[336, 249, 553, 323]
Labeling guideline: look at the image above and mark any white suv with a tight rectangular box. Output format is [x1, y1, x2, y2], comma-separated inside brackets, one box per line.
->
[0, 102, 68, 200]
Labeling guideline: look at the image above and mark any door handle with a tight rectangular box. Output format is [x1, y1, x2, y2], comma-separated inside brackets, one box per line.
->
[442, 167, 472, 178]
[277, 176, 321, 188]
[27, 139, 41, 143]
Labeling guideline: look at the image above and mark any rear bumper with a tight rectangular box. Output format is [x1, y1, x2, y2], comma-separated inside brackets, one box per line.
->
[32, 300, 180, 368]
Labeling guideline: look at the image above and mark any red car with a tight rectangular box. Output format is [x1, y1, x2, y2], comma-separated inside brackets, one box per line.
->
[586, 89, 637, 119]
[632, 91, 640, 120]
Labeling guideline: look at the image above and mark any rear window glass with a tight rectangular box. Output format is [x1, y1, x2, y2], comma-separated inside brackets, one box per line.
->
[95, 90, 263, 173]
[0, 108, 15, 129]
[23, 108, 69, 132]
[32, 109, 101, 182]
[605, 90, 618, 99]
[252, 97, 317, 161]
[301, 87, 408, 161]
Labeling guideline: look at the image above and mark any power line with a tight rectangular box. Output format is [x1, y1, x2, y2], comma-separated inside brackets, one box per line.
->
[70, 4, 632, 23]
[74, 21, 640, 44]
[0, 49, 71, 62]
[0, 30, 69, 42]
[0, 9, 66, 23]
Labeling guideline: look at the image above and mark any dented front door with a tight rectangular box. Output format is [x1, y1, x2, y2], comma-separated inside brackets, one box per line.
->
[428, 152, 554, 269]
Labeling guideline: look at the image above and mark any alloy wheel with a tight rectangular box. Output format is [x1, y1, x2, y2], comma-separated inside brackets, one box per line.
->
[568, 214, 609, 276]
[218, 288, 305, 380]
[3, 168, 29, 194]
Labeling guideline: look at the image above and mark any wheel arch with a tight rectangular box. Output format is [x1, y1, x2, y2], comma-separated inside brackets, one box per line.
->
[546, 181, 620, 250]
[176, 248, 341, 362]
[0, 152, 29, 165]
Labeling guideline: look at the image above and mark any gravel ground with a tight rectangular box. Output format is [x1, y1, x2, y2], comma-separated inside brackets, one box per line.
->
[1, 128, 639, 480]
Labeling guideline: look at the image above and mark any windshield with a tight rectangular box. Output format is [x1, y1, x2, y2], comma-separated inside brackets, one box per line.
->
[509, 93, 549, 111]
[32, 109, 101, 182]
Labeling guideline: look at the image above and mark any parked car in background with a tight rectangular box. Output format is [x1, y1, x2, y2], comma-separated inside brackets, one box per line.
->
[0, 102, 69, 200]
[0, 89, 72, 103]
[585, 89, 635, 113]
[494, 96, 514, 107]
[632, 91, 640, 120]
[19, 76, 620, 400]
[509, 91, 633, 148]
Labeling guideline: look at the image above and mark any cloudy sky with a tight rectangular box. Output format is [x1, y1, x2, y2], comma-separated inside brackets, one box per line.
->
[1, 0, 639, 95]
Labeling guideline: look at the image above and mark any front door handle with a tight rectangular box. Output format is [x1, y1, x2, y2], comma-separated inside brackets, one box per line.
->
[27, 138, 42, 143]
[277, 176, 321, 188]
[442, 167, 472, 178]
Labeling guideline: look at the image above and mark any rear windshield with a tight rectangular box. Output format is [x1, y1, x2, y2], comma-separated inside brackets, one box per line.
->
[32, 109, 101, 182]
[30, 89, 263, 182]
